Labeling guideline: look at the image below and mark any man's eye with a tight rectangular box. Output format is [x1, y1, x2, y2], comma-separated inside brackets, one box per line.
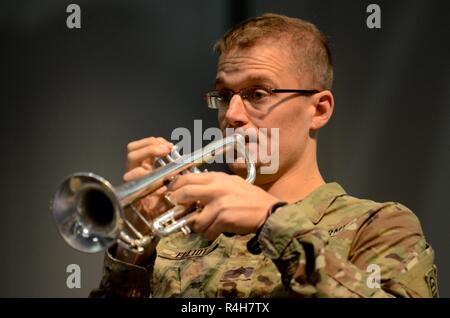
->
[248, 89, 270, 101]
[218, 92, 233, 102]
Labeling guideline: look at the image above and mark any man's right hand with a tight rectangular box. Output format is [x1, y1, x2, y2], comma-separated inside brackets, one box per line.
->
[115, 136, 174, 264]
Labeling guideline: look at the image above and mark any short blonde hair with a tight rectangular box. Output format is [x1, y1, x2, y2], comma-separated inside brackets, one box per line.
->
[214, 13, 333, 90]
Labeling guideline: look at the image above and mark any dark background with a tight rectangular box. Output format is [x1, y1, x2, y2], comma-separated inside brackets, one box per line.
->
[1, 0, 449, 297]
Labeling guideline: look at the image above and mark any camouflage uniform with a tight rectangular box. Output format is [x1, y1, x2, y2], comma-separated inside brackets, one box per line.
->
[90, 182, 438, 298]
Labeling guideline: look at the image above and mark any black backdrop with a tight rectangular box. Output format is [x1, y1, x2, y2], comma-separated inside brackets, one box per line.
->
[1, 0, 449, 297]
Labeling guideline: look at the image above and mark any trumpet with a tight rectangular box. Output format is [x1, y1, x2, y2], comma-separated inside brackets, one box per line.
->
[51, 133, 256, 254]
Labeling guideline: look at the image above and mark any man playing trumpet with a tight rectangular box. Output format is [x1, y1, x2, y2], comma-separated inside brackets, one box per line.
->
[90, 13, 437, 298]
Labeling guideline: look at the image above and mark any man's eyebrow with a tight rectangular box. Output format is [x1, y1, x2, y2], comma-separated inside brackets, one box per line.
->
[215, 76, 276, 88]
[215, 78, 223, 86]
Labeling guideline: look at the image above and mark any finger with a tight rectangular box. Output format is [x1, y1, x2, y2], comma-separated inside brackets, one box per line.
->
[123, 166, 152, 182]
[141, 158, 152, 170]
[127, 137, 173, 152]
[168, 172, 218, 191]
[140, 195, 172, 219]
[147, 185, 169, 200]
[169, 184, 215, 206]
[154, 185, 168, 196]
[156, 137, 173, 148]
[202, 218, 224, 242]
[190, 204, 218, 234]
[127, 144, 172, 170]
[134, 186, 170, 218]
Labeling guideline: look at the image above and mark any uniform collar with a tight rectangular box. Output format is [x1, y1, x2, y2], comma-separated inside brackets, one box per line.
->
[294, 182, 347, 224]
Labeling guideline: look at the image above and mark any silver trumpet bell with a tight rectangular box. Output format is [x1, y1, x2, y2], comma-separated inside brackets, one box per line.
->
[51, 134, 256, 254]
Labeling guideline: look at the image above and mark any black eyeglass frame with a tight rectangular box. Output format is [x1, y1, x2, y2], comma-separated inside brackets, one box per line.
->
[204, 87, 320, 109]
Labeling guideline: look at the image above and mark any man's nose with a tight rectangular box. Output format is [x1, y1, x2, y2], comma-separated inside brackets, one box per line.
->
[224, 94, 249, 127]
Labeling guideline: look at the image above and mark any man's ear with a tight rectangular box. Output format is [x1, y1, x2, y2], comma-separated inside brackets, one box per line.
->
[310, 90, 334, 131]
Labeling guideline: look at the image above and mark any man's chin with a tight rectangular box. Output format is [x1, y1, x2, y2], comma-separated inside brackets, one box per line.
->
[228, 161, 279, 187]
[228, 161, 260, 177]
[228, 162, 247, 175]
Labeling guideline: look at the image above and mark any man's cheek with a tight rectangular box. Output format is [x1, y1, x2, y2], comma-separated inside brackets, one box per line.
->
[217, 113, 225, 129]
[259, 130, 280, 174]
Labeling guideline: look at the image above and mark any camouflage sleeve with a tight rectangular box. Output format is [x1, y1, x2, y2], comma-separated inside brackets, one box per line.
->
[89, 244, 155, 298]
[258, 203, 438, 298]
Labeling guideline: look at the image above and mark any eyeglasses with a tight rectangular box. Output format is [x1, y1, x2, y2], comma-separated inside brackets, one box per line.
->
[205, 86, 319, 110]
